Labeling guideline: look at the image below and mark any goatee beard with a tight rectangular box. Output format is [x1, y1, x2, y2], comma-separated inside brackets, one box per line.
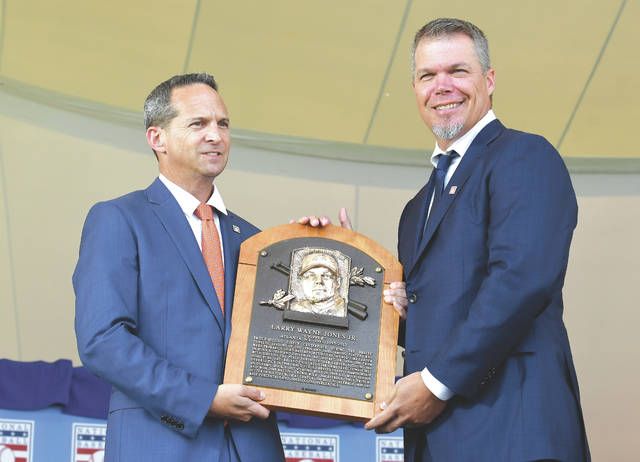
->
[432, 122, 464, 141]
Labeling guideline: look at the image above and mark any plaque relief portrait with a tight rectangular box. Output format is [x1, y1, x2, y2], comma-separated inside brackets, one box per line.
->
[285, 248, 351, 327]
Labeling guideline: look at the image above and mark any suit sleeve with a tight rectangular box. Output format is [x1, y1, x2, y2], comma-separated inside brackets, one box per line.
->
[73, 201, 217, 438]
[428, 135, 578, 399]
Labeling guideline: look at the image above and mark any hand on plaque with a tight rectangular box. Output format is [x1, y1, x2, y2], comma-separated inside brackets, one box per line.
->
[209, 384, 270, 422]
[364, 371, 447, 433]
[383, 281, 408, 320]
[290, 207, 353, 230]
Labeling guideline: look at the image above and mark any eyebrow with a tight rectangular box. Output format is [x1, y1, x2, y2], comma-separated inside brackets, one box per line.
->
[185, 116, 230, 124]
[416, 62, 472, 73]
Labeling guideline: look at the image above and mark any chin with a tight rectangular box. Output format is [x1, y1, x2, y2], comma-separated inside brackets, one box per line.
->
[432, 121, 465, 141]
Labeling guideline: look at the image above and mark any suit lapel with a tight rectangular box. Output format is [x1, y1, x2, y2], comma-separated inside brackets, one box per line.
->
[400, 172, 435, 272]
[146, 178, 225, 333]
[409, 120, 504, 276]
[218, 211, 244, 350]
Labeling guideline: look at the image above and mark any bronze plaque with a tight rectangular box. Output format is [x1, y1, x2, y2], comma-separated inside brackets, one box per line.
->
[224, 224, 401, 421]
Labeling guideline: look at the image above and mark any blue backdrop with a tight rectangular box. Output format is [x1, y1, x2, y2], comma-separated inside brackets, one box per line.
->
[0, 359, 403, 461]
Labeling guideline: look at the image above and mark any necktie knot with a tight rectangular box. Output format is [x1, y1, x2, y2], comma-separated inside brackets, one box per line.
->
[194, 203, 214, 221]
[436, 150, 458, 172]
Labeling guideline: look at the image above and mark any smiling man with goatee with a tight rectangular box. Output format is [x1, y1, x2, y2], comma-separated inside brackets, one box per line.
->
[364, 18, 591, 462]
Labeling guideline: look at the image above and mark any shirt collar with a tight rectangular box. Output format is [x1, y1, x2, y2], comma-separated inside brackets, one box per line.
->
[430, 109, 496, 167]
[158, 174, 228, 217]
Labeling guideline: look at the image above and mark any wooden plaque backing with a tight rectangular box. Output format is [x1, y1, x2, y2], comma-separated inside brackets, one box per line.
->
[224, 223, 402, 421]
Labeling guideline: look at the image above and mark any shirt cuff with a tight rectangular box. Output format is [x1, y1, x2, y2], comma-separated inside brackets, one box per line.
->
[421, 367, 454, 401]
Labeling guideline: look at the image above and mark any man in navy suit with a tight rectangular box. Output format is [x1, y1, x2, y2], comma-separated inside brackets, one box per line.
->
[74, 74, 284, 461]
[364, 18, 590, 461]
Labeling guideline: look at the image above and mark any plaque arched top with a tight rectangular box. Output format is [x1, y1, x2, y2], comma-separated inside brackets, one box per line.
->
[238, 224, 402, 284]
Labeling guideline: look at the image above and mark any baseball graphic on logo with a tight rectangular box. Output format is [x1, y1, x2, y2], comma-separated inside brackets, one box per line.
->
[88, 450, 105, 462]
[0, 445, 15, 462]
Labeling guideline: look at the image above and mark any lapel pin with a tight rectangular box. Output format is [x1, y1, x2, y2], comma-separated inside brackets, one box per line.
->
[449, 185, 458, 195]
[232, 224, 241, 233]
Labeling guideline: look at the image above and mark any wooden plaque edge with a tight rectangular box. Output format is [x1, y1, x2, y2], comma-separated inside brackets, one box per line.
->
[224, 223, 402, 421]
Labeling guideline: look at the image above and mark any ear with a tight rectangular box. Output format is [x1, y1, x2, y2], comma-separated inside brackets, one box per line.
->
[146, 126, 166, 154]
[485, 68, 496, 96]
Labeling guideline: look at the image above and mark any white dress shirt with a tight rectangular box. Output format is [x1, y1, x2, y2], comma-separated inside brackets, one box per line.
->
[158, 174, 228, 262]
[420, 110, 496, 401]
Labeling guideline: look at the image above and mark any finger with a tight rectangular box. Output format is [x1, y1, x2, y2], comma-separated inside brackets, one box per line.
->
[383, 288, 407, 298]
[319, 216, 331, 226]
[376, 416, 404, 434]
[296, 216, 311, 224]
[383, 293, 408, 314]
[309, 216, 320, 227]
[383, 289, 409, 303]
[393, 297, 408, 307]
[241, 386, 266, 402]
[248, 402, 270, 419]
[383, 294, 398, 304]
[338, 207, 353, 230]
[393, 302, 407, 319]
[392, 295, 408, 309]
[364, 407, 394, 431]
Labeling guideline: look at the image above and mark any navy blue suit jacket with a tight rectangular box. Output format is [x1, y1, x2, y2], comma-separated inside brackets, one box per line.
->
[399, 120, 590, 461]
[74, 178, 284, 461]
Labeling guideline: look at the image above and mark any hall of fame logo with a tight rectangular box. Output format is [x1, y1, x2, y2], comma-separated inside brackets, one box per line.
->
[0, 419, 34, 462]
[376, 436, 403, 462]
[71, 423, 106, 462]
[280, 432, 338, 462]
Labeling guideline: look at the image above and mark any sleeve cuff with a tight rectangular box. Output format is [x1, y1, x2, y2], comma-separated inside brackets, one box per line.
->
[421, 367, 454, 401]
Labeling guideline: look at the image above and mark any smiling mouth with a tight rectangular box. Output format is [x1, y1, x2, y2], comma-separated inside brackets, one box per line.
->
[434, 102, 462, 111]
[201, 151, 222, 156]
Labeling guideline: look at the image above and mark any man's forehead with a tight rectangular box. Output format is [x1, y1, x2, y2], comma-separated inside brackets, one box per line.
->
[170, 84, 228, 114]
[415, 34, 481, 69]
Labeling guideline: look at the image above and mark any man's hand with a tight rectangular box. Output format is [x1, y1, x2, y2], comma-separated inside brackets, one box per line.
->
[209, 384, 270, 422]
[384, 281, 408, 319]
[291, 207, 353, 230]
[364, 372, 447, 433]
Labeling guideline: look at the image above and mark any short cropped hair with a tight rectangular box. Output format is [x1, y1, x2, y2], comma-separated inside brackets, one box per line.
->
[411, 18, 491, 75]
[143, 73, 218, 129]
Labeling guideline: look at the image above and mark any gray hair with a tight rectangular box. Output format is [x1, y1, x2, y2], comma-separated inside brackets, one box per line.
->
[143, 73, 218, 129]
[411, 18, 491, 76]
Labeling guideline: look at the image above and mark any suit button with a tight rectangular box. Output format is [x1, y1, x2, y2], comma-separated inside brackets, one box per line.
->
[401, 350, 406, 358]
[177, 423, 184, 430]
[408, 293, 418, 304]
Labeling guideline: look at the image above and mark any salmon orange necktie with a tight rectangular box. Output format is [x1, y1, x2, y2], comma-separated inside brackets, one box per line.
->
[194, 203, 225, 313]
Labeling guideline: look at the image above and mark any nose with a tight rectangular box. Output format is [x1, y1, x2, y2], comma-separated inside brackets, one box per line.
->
[205, 126, 222, 143]
[434, 72, 453, 93]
